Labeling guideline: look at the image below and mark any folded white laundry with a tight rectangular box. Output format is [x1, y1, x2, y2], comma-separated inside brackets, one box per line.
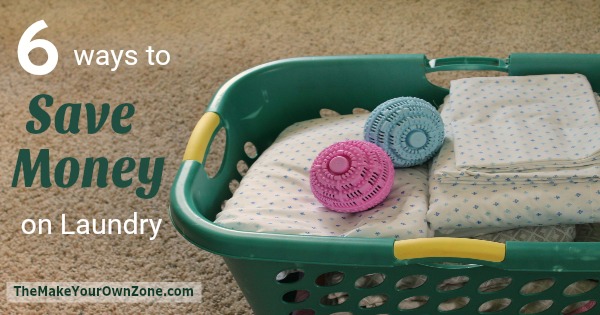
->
[428, 83, 600, 233]
[448, 74, 600, 174]
[434, 75, 600, 186]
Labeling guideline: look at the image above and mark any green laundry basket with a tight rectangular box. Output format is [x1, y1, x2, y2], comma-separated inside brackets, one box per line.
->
[169, 53, 600, 315]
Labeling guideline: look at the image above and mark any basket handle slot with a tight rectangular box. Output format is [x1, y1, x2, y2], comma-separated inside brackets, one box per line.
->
[393, 238, 506, 263]
[426, 56, 509, 73]
[183, 112, 221, 164]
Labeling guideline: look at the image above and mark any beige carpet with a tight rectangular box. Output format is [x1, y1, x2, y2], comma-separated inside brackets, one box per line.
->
[0, 0, 598, 314]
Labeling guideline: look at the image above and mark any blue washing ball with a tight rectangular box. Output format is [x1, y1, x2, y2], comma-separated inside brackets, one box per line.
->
[364, 97, 444, 168]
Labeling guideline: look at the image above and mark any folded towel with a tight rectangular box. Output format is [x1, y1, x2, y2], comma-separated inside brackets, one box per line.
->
[448, 74, 600, 173]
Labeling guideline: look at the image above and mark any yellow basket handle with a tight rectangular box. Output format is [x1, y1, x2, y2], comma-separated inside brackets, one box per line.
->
[183, 112, 221, 163]
[393, 238, 506, 263]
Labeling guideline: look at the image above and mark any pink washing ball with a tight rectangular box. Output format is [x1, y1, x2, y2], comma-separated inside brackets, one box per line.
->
[310, 140, 395, 213]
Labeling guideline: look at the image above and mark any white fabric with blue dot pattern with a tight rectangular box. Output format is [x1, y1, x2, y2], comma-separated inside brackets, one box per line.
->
[450, 74, 599, 174]
[428, 75, 600, 235]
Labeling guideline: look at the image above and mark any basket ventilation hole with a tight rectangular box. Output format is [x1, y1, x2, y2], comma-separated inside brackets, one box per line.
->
[479, 277, 513, 293]
[355, 273, 386, 289]
[561, 300, 596, 315]
[288, 310, 315, 315]
[320, 292, 349, 306]
[563, 279, 599, 296]
[319, 108, 340, 117]
[359, 294, 387, 309]
[479, 298, 512, 313]
[204, 127, 226, 178]
[352, 108, 370, 114]
[519, 300, 553, 314]
[438, 297, 470, 312]
[396, 275, 427, 290]
[437, 276, 469, 292]
[398, 296, 429, 310]
[283, 290, 310, 303]
[329, 312, 353, 315]
[229, 179, 240, 194]
[276, 269, 305, 283]
[316, 271, 345, 287]
[520, 278, 555, 295]
[236, 160, 249, 176]
[244, 141, 258, 159]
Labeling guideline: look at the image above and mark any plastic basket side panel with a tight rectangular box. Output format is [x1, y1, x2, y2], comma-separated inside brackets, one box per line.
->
[225, 256, 600, 315]
[509, 53, 600, 91]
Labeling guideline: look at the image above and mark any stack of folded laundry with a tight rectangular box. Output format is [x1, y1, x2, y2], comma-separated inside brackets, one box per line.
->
[428, 73, 600, 236]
